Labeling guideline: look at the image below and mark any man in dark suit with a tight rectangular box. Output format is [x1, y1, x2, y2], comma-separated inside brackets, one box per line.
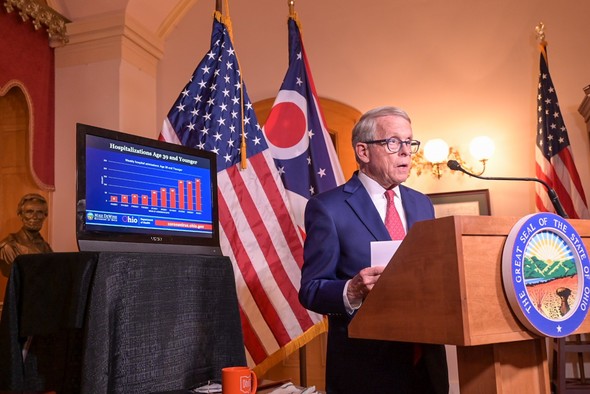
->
[299, 106, 449, 393]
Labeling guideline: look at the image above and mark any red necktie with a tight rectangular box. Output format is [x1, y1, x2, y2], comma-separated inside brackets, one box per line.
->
[384, 190, 405, 240]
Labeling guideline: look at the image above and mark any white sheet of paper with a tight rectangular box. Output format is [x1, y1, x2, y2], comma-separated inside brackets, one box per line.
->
[370, 240, 402, 267]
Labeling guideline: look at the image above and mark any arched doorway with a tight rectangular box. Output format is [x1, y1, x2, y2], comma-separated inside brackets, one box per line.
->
[0, 83, 51, 310]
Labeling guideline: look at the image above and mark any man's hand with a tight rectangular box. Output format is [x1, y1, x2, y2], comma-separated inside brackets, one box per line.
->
[346, 266, 385, 306]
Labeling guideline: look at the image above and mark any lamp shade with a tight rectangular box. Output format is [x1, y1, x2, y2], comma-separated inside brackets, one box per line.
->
[423, 139, 449, 164]
[469, 136, 495, 161]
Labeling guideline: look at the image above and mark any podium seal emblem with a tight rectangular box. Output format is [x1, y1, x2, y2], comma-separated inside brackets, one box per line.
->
[502, 212, 590, 337]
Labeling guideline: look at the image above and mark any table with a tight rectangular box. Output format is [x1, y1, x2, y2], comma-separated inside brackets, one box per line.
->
[0, 252, 246, 393]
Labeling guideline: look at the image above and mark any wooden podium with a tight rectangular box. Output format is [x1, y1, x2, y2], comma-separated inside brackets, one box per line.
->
[348, 215, 590, 394]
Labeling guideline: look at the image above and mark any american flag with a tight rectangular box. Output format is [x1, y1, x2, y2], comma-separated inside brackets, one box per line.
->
[263, 15, 345, 231]
[535, 44, 589, 219]
[160, 13, 322, 373]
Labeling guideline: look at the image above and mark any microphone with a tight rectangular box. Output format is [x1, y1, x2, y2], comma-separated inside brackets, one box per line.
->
[446, 160, 569, 218]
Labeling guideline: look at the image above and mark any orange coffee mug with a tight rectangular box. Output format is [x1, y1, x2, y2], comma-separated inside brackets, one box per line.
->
[222, 366, 257, 394]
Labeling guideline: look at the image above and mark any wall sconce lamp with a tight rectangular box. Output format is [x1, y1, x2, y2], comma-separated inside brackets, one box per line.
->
[411, 136, 495, 178]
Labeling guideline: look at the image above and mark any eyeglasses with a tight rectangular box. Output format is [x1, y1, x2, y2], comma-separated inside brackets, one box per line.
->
[363, 137, 421, 154]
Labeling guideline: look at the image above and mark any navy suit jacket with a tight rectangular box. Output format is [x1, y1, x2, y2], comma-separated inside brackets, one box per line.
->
[299, 173, 447, 393]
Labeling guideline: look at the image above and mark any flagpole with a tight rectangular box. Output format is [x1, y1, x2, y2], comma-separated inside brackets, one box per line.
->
[212, 0, 246, 169]
[286, 1, 308, 385]
[286, 0, 309, 387]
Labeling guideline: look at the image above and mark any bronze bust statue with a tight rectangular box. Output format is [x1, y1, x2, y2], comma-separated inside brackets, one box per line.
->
[0, 193, 53, 277]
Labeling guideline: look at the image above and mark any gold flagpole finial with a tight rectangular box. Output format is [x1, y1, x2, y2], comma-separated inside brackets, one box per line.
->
[288, 0, 301, 29]
[535, 22, 546, 44]
[535, 22, 548, 62]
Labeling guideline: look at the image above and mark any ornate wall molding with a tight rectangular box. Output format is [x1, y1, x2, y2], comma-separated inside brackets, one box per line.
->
[4, 0, 69, 47]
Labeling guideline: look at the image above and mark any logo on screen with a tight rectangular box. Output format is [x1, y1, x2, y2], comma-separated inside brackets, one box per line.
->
[502, 212, 590, 337]
[122, 215, 138, 224]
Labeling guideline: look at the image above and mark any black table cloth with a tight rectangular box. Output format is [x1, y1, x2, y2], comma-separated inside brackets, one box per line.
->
[0, 252, 246, 393]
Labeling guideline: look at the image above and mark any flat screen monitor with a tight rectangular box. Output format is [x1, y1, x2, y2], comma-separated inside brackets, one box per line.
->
[76, 123, 221, 255]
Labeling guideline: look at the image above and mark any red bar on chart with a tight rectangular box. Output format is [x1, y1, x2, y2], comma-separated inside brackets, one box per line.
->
[195, 179, 202, 212]
[151, 191, 158, 206]
[160, 188, 167, 208]
[110, 195, 118, 203]
[131, 194, 139, 205]
[142, 195, 148, 205]
[187, 181, 194, 211]
[170, 189, 177, 209]
[121, 195, 129, 203]
[178, 180, 185, 210]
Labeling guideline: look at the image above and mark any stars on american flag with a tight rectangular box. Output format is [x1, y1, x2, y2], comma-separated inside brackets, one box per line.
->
[536, 61, 570, 161]
[165, 24, 266, 171]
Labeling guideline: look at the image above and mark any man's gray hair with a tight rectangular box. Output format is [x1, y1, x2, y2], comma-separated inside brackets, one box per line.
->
[351, 106, 411, 162]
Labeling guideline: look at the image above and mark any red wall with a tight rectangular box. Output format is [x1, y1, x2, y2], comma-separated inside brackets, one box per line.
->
[0, 8, 55, 189]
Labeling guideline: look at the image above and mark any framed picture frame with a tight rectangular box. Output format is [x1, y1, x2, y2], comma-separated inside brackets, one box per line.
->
[427, 189, 491, 218]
